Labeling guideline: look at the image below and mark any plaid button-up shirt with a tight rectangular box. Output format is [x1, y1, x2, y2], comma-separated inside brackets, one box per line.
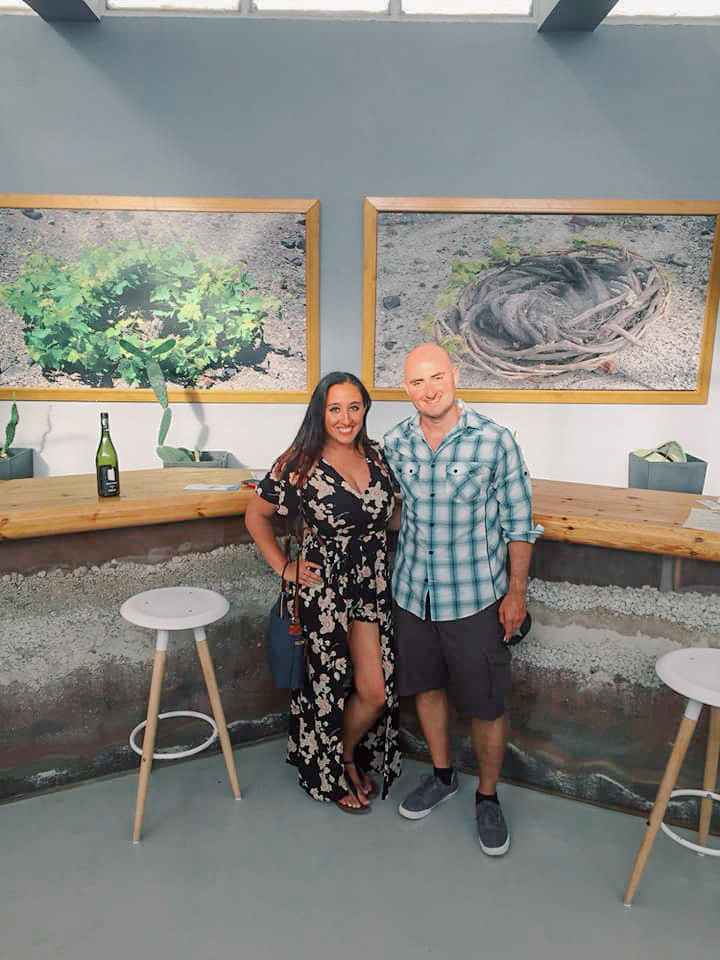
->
[384, 401, 542, 622]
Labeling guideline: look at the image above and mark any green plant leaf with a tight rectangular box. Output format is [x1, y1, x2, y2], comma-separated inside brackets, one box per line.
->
[157, 406, 172, 447]
[2, 393, 18, 456]
[146, 359, 169, 408]
[157, 444, 194, 463]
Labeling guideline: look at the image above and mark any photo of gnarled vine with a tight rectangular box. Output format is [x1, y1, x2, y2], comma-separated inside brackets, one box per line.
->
[435, 244, 669, 380]
[367, 204, 720, 400]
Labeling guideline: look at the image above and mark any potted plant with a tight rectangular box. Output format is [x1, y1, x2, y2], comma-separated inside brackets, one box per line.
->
[628, 441, 707, 495]
[0, 393, 34, 480]
[145, 359, 229, 469]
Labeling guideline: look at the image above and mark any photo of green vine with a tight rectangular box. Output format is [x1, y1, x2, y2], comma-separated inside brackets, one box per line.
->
[1, 243, 279, 388]
[0, 197, 318, 399]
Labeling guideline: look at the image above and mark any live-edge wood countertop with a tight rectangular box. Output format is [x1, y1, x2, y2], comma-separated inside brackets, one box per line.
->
[1, 470, 719, 561]
[0, 468, 255, 541]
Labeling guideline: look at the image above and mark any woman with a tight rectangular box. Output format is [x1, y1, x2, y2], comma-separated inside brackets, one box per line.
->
[245, 372, 401, 813]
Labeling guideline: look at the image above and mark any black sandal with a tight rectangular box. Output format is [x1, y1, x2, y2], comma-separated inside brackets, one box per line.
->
[336, 761, 371, 815]
[344, 756, 379, 802]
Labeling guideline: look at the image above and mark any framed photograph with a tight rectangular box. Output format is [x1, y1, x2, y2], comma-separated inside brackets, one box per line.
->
[362, 197, 720, 403]
[0, 195, 319, 402]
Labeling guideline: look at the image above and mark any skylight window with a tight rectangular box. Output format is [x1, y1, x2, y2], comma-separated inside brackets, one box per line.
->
[609, 1, 720, 15]
[402, 1, 531, 13]
[104, 0, 532, 10]
[0, 0, 36, 10]
[253, 1, 387, 9]
[108, 1, 240, 9]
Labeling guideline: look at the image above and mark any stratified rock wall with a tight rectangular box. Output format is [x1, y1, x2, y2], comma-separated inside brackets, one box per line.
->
[0, 532, 289, 801]
[1, 524, 718, 835]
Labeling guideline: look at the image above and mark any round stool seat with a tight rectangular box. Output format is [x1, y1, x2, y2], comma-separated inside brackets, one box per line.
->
[656, 648, 720, 707]
[120, 586, 229, 631]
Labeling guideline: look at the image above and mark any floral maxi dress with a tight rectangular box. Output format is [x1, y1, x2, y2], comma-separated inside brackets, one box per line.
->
[257, 447, 402, 802]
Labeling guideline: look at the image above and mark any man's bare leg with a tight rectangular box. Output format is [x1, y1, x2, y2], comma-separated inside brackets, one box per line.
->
[471, 714, 507, 794]
[415, 688, 451, 767]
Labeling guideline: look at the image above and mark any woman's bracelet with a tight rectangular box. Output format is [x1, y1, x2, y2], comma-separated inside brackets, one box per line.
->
[280, 560, 290, 581]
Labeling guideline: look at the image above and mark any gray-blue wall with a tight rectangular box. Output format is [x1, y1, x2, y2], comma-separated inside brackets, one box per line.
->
[2, 17, 720, 372]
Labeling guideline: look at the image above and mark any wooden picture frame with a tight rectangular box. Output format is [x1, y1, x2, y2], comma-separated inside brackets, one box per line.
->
[362, 197, 720, 403]
[0, 195, 319, 402]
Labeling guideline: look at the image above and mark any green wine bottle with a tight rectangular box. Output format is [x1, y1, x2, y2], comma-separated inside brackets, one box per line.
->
[96, 411, 120, 497]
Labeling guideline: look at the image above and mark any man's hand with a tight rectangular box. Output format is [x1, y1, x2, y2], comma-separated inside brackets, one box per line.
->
[500, 540, 532, 642]
[498, 589, 526, 644]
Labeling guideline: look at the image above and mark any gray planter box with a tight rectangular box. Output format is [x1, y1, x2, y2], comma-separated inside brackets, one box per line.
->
[0, 447, 34, 480]
[628, 452, 707, 494]
[162, 450, 229, 469]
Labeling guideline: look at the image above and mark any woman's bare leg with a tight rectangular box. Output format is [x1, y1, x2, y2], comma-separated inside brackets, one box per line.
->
[339, 620, 386, 807]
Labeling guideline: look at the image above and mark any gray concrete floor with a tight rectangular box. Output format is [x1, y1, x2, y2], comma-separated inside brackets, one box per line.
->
[2, 739, 718, 959]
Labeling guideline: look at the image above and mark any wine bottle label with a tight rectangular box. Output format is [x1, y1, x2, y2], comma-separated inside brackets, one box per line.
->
[97, 465, 120, 497]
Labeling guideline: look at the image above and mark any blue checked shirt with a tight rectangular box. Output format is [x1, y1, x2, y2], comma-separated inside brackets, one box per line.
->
[384, 401, 542, 622]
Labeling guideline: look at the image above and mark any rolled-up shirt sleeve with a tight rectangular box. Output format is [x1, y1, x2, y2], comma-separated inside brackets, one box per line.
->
[492, 430, 544, 544]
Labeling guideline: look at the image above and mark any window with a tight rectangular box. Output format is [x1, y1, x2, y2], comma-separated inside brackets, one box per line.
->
[108, 1, 240, 9]
[253, 1, 387, 10]
[106, 0, 532, 11]
[609, 1, 720, 16]
[0, 0, 36, 10]
[402, 1, 530, 13]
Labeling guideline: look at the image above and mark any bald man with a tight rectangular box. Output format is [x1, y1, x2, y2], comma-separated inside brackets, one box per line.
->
[384, 344, 541, 856]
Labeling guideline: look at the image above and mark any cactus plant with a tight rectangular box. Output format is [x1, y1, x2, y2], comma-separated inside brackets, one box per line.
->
[0, 394, 19, 459]
[145, 359, 198, 464]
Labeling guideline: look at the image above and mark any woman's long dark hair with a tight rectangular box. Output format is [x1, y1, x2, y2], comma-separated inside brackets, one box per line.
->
[273, 372, 376, 487]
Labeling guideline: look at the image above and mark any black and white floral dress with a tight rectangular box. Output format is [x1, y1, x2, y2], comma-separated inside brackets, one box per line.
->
[257, 445, 402, 802]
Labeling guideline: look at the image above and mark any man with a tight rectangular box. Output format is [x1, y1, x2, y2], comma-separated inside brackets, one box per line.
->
[383, 344, 541, 856]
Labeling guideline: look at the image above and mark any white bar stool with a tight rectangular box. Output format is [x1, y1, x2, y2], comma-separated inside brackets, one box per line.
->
[121, 586, 241, 843]
[623, 647, 720, 905]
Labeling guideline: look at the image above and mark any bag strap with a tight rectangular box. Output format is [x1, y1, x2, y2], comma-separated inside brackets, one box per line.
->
[288, 526, 303, 637]
[280, 505, 304, 639]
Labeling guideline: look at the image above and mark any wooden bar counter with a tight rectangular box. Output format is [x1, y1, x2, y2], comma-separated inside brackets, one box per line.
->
[1, 469, 718, 560]
[0, 468, 255, 541]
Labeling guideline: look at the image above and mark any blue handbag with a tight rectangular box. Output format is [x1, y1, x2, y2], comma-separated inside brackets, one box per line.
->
[265, 537, 306, 690]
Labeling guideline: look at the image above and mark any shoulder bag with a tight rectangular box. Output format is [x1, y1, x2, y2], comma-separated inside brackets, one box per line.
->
[265, 523, 306, 690]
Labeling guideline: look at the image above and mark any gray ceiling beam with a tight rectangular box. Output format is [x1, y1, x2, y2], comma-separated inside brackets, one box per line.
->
[536, 0, 620, 33]
[22, 0, 102, 21]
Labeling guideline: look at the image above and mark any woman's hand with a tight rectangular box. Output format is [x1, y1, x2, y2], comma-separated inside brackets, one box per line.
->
[283, 558, 323, 588]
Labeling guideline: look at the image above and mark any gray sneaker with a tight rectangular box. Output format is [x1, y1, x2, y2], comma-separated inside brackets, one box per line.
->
[475, 797, 510, 856]
[398, 772, 459, 820]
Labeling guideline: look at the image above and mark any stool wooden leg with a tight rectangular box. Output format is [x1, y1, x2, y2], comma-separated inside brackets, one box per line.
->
[132, 645, 168, 843]
[623, 704, 701, 906]
[698, 706, 720, 847]
[194, 628, 242, 800]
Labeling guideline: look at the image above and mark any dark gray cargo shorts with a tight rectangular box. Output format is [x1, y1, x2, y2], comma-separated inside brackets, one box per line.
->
[393, 598, 511, 720]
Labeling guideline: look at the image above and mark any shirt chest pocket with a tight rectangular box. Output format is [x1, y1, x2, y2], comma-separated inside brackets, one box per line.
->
[445, 462, 490, 502]
[397, 461, 432, 494]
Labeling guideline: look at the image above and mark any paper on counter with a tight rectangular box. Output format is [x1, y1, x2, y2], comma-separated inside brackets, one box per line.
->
[184, 483, 242, 491]
[683, 507, 720, 533]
